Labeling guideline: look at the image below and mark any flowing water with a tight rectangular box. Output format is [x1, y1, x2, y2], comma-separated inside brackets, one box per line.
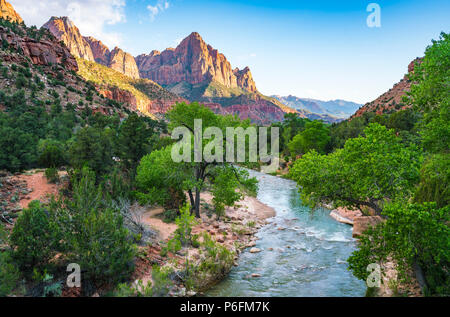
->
[206, 170, 366, 297]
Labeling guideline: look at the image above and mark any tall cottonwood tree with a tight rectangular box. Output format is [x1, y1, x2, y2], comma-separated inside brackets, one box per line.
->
[137, 102, 257, 217]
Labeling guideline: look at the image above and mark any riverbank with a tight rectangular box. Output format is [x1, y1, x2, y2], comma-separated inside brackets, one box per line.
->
[129, 190, 277, 296]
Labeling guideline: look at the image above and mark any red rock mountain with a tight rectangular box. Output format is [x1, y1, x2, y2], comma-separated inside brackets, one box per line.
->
[0, 26, 77, 71]
[135, 32, 301, 124]
[135, 32, 257, 93]
[0, 0, 23, 24]
[42, 17, 140, 79]
[352, 59, 421, 118]
[42, 17, 94, 62]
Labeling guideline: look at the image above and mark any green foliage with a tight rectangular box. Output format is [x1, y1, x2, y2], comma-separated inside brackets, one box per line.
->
[161, 204, 198, 256]
[348, 202, 449, 296]
[136, 146, 186, 209]
[44, 167, 59, 184]
[290, 123, 422, 214]
[211, 166, 256, 218]
[196, 232, 234, 277]
[0, 113, 37, 172]
[37, 139, 66, 168]
[0, 250, 21, 297]
[414, 154, 449, 208]
[67, 126, 115, 178]
[408, 32, 450, 154]
[0, 225, 21, 297]
[174, 204, 198, 246]
[162, 102, 258, 217]
[10, 201, 61, 271]
[117, 113, 154, 173]
[287, 120, 330, 156]
[61, 167, 136, 283]
[116, 265, 174, 297]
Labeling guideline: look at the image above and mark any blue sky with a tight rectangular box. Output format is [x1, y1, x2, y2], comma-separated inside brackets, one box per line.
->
[11, 0, 450, 103]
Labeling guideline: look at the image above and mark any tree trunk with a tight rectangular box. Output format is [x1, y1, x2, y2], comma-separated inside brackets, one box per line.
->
[194, 187, 201, 218]
[188, 189, 195, 215]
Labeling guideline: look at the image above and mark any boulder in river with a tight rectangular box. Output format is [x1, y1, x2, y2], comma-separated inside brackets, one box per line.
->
[249, 247, 261, 253]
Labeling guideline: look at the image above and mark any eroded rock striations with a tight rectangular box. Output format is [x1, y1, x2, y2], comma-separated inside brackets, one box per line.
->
[135, 32, 256, 92]
[42, 16, 94, 62]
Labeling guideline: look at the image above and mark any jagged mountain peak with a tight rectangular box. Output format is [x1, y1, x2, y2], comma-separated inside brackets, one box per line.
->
[136, 31, 257, 93]
[0, 0, 23, 24]
[42, 17, 139, 79]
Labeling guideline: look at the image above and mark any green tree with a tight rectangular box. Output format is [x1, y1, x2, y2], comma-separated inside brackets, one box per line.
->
[137, 102, 257, 218]
[407, 32, 450, 154]
[117, 113, 154, 174]
[37, 139, 66, 168]
[67, 126, 114, 178]
[348, 202, 449, 296]
[10, 201, 61, 270]
[289, 123, 422, 215]
[287, 120, 330, 156]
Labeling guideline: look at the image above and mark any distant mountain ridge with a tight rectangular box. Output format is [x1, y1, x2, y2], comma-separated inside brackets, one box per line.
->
[6, 6, 360, 125]
[272, 95, 362, 119]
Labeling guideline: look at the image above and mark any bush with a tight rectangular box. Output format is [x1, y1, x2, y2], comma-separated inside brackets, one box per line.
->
[348, 202, 450, 296]
[0, 225, 21, 297]
[62, 167, 136, 283]
[44, 167, 59, 184]
[38, 139, 66, 167]
[0, 250, 21, 297]
[10, 201, 61, 271]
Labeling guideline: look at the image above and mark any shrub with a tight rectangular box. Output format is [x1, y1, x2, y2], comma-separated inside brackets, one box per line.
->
[0, 250, 21, 297]
[62, 167, 136, 283]
[10, 201, 61, 270]
[348, 202, 450, 296]
[44, 167, 59, 184]
[38, 139, 66, 168]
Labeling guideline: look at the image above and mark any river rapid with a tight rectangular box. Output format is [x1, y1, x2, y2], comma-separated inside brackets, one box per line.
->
[206, 170, 366, 297]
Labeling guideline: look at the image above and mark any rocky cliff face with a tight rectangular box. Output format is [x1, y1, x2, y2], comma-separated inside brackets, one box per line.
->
[135, 32, 256, 93]
[352, 59, 421, 118]
[42, 17, 140, 79]
[0, 0, 23, 24]
[108, 47, 140, 79]
[0, 25, 77, 71]
[84, 36, 110, 66]
[42, 17, 94, 62]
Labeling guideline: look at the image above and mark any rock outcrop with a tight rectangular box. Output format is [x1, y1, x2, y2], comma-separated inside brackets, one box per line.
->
[0, 0, 23, 24]
[352, 59, 421, 118]
[135, 32, 257, 93]
[108, 47, 140, 79]
[42, 16, 94, 62]
[0, 26, 77, 71]
[234, 67, 257, 93]
[84, 36, 110, 66]
[42, 17, 140, 79]
[352, 216, 383, 238]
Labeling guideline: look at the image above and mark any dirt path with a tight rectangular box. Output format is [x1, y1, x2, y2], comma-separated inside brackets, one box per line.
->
[15, 171, 63, 208]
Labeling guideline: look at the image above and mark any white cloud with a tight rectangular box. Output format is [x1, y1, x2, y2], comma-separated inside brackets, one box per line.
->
[8, 0, 126, 48]
[147, 0, 170, 21]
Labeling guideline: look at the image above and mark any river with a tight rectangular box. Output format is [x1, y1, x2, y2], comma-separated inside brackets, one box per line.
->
[206, 170, 366, 297]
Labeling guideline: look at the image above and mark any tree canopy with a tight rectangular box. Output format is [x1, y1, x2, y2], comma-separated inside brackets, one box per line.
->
[289, 123, 422, 215]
